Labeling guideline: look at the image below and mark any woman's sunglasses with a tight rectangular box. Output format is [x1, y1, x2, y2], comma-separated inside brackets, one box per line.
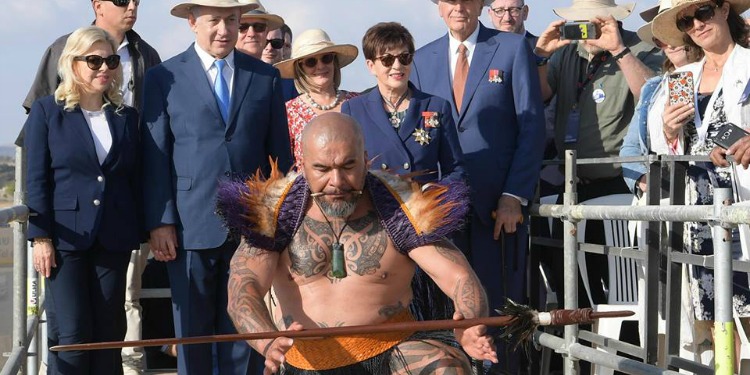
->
[100, 0, 139, 7]
[239, 22, 267, 33]
[676, 3, 718, 32]
[300, 53, 335, 68]
[375, 52, 413, 68]
[266, 38, 284, 49]
[74, 54, 121, 70]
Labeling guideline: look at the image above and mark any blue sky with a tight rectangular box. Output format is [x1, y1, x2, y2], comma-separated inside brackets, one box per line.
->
[0, 0, 665, 145]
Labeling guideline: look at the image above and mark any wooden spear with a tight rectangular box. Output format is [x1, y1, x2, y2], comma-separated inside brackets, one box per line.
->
[51, 307, 632, 352]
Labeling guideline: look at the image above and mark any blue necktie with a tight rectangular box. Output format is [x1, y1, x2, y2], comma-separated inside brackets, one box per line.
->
[213, 59, 230, 122]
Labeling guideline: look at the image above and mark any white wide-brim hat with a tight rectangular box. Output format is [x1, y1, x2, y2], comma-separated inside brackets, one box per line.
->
[637, 0, 674, 46]
[273, 29, 358, 79]
[171, 0, 257, 19]
[429, 0, 493, 6]
[239, 0, 284, 31]
[553, 0, 636, 20]
[652, 0, 750, 46]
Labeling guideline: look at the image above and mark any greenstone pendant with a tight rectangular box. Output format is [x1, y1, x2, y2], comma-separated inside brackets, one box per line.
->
[331, 242, 347, 278]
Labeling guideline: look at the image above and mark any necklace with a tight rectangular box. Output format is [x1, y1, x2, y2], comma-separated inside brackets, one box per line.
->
[705, 57, 724, 73]
[307, 90, 341, 111]
[312, 197, 351, 279]
[383, 89, 409, 128]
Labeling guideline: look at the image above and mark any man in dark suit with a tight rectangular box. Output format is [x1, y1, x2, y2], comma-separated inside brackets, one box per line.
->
[140, 1, 292, 374]
[410, 0, 545, 371]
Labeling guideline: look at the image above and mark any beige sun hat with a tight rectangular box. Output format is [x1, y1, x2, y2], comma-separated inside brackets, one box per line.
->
[273, 29, 359, 79]
[637, 0, 674, 46]
[553, 0, 636, 20]
[428, 0, 493, 6]
[171, 0, 257, 19]
[239, 0, 285, 31]
[652, 0, 750, 47]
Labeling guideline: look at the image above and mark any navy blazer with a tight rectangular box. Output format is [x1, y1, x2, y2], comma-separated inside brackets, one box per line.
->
[411, 24, 546, 224]
[341, 84, 465, 183]
[141, 46, 292, 250]
[25, 95, 142, 252]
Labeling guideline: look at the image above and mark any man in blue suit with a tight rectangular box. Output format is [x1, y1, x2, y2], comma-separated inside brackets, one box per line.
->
[140, 0, 292, 374]
[411, 0, 545, 371]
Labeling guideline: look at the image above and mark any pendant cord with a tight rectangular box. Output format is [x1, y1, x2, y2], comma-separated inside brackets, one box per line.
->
[383, 89, 410, 113]
[312, 197, 350, 247]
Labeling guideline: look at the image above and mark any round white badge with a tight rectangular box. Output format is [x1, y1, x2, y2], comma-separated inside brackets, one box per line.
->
[592, 88, 606, 104]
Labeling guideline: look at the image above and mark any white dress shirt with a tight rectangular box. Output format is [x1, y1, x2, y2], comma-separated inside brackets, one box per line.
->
[118, 39, 134, 107]
[194, 43, 235, 97]
[81, 109, 112, 165]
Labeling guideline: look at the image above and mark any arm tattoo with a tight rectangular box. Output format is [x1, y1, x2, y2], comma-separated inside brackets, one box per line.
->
[226, 241, 277, 351]
[452, 276, 489, 319]
[433, 242, 463, 265]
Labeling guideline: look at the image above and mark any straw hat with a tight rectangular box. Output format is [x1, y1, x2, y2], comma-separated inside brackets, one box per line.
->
[273, 29, 358, 79]
[553, 0, 636, 21]
[652, 0, 750, 47]
[171, 0, 257, 19]
[239, 0, 285, 31]
[637, 0, 673, 46]
[428, 0, 493, 6]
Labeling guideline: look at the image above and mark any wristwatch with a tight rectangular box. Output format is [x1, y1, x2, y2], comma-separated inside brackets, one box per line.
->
[535, 55, 549, 67]
[613, 47, 631, 62]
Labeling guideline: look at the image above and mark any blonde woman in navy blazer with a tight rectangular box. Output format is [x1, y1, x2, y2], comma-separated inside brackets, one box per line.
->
[25, 26, 141, 374]
[342, 22, 464, 184]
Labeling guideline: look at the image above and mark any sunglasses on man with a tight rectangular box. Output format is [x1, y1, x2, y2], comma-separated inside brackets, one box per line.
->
[300, 53, 335, 68]
[266, 39, 284, 49]
[239, 22, 268, 33]
[100, 0, 139, 7]
[375, 52, 413, 68]
[676, 3, 719, 32]
[75, 55, 121, 70]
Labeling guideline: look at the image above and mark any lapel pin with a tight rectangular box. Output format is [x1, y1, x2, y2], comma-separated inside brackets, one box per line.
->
[489, 69, 503, 84]
[422, 111, 440, 128]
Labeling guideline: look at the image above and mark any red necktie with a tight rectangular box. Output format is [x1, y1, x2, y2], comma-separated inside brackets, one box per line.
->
[453, 43, 468, 112]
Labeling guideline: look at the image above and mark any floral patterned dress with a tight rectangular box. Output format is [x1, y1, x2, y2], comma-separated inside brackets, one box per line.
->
[684, 90, 750, 320]
[286, 90, 359, 169]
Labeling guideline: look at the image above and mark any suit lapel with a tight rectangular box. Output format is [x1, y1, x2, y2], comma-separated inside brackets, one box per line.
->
[399, 86, 423, 142]
[100, 105, 124, 170]
[364, 89, 404, 150]
[181, 45, 224, 126]
[228, 51, 253, 130]
[433, 36, 457, 121]
[459, 25, 497, 122]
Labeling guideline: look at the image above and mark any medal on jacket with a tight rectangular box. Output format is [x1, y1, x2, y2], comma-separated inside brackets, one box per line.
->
[423, 112, 440, 128]
[413, 128, 431, 146]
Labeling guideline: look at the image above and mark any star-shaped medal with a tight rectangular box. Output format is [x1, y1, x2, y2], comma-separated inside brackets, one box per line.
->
[412, 128, 431, 145]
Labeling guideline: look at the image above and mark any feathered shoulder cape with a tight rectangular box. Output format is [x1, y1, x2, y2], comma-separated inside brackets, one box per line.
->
[216, 165, 469, 254]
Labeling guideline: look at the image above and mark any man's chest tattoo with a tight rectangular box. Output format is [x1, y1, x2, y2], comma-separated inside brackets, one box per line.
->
[289, 211, 387, 278]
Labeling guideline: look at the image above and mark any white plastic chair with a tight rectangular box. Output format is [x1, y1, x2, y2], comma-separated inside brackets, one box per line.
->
[577, 194, 645, 375]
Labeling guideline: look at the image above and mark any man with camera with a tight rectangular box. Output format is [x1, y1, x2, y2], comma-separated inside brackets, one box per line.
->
[534, 0, 662, 314]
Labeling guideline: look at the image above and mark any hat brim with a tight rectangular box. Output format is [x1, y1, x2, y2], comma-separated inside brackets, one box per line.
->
[430, 0, 493, 6]
[273, 45, 359, 79]
[553, 2, 636, 21]
[171, 1, 258, 19]
[637, 22, 656, 46]
[241, 12, 285, 31]
[640, 4, 660, 22]
[652, 0, 750, 47]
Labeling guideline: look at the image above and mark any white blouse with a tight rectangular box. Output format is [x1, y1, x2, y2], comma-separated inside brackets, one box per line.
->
[81, 109, 112, 165]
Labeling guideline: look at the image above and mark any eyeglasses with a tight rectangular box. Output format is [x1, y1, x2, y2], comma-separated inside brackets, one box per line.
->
[74, 54, 121, 70]
[100, 0, 139, 7]
[676, 3, 718, 32]
[239, 22, 267, 33]
[266, 38, 284, 49]
[300, 53, 335, 68]
[375, 52, 413, 67]
[490, 6, 524, 17]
